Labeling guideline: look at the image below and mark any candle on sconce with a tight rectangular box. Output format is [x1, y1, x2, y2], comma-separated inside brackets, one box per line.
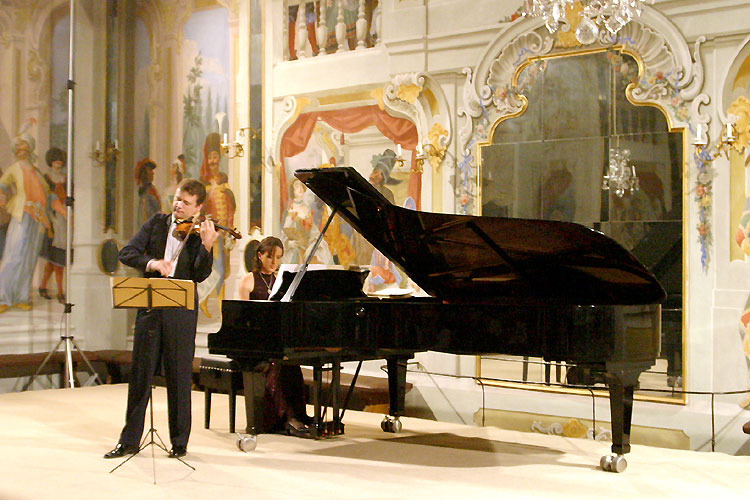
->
[114, 139, 118, 150]
[693, 124, 707, 146]
[726, 122, 735, 141]
[223, 133, 228, 144]
[396, 144, 402, 156]
[416, 143, 422, 156]
[96, 141, 100, 152]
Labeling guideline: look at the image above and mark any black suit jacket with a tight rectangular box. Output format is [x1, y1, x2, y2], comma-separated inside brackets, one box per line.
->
[119, 212, 213, 283]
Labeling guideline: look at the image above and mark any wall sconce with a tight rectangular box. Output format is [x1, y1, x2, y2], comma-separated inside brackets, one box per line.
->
[693, 120, 738, 160]
[394, 144, 406, 170]
[220, 127, 261, 159]
[414, 143, 441, 173]
[91, 140, 119, 165]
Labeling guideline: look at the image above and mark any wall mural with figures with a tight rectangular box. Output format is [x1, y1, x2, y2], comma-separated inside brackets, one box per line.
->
[273, 73, 451, 295]
[0, 8, 70, 324]
[727, 46, 750, 407]
[130, 5, 234, 320]
[179, 7, 233, 319]
[0, 1, 237, 338]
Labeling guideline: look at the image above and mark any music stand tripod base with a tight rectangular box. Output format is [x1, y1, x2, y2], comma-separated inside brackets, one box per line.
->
[109, 386, 194, 479]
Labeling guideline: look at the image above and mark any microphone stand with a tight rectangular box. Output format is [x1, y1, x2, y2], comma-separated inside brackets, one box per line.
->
[22, 0, 100, 391]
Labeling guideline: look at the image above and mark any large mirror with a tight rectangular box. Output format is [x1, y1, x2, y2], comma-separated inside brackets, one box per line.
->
[477, 49, 684, 402]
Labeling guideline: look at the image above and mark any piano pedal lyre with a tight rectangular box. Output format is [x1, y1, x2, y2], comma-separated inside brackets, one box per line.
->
[600, 454, 627, 473]
[236, 433, 257, 452]
[381, 416, 402, 433]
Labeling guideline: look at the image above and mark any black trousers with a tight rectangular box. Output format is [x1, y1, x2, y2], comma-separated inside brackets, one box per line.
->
[118, 305, 197, 448]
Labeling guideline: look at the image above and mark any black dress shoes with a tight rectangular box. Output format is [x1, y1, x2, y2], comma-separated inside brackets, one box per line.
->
[103, 443, 139, 459]
[168, 446, 187, 458]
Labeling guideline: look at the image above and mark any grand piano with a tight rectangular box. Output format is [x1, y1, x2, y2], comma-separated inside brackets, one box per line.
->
[208, 166, 665, 472]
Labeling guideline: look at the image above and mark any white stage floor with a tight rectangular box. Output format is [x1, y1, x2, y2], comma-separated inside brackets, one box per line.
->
[0, 384, 746, 499]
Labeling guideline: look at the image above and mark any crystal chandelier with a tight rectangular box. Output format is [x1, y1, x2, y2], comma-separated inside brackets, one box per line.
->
[602, 148, 639, 197]
[522, 0, 653, 43]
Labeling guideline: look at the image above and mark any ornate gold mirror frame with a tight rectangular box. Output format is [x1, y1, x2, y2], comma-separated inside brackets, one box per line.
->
[457, 5, 707, 405]
[474, 46, 686, 404]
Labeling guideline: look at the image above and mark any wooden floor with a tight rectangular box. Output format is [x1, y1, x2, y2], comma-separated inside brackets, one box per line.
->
[0, 384, 746, 499]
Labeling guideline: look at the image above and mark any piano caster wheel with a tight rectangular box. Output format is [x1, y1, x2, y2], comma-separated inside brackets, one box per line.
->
[380, 416, 402, 433]
[600, 454, 627, 473]
[236, 433, 257, 452]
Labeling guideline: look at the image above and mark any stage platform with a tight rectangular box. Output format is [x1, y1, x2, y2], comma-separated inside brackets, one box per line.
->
[0, 384, 746, 499]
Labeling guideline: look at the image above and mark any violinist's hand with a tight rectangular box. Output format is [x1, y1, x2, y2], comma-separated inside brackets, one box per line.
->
[200, 218, 219, 251]
[149, 259, 174, 277]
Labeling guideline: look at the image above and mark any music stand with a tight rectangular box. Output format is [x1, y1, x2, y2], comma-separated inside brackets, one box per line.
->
[109, 277, 196, 478]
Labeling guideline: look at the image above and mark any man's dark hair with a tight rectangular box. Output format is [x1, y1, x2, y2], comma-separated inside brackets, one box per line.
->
[45, 147, 66, 167]
[177, 178, 207, 205]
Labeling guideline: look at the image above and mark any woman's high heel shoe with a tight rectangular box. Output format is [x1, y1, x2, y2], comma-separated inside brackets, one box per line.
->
[39, 288, 51, 300]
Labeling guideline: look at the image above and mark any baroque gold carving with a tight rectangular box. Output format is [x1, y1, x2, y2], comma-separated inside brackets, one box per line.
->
[561, 418, 587, 438]
[426, 122, 448, 169]
[554, 2, 585, 49]
[728, 95, 750, 153]
[396, 83, 423, 104]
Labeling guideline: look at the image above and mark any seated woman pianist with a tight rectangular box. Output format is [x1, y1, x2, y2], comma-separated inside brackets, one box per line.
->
[237, 236, 312, 437]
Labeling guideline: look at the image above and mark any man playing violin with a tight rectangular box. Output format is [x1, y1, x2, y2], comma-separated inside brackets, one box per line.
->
[105, 178, 218, 460]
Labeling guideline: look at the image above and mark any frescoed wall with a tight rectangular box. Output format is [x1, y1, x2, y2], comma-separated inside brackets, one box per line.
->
[0, 5, 71, 325]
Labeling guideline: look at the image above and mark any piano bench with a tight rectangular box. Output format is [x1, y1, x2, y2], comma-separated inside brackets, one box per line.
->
[199, 356, 243, 433]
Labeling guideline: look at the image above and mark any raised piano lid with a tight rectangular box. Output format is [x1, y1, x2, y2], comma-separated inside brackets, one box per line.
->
[294, 167, 667, 306]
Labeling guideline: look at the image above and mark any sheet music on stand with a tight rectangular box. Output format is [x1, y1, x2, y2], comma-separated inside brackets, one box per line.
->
[111, 277, 195, 310]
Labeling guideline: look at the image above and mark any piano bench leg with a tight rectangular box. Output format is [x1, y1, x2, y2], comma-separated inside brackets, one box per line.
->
[204, 389, 213, 429]
[228, 388, 236, 434]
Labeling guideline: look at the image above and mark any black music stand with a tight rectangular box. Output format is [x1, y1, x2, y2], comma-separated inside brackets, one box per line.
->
[109, 277, 196, 479]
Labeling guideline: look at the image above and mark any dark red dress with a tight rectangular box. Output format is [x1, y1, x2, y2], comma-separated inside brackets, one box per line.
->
[248, 271, 309, 432]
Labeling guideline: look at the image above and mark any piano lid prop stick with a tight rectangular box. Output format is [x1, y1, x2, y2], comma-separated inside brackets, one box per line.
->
[280, 205, 340, 302]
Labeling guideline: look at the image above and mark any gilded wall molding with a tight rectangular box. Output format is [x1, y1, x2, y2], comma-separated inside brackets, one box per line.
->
[382, 71, 452, 165]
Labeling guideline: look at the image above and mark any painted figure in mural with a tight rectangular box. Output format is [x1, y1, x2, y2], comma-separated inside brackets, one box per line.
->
[281, 177, 333, 265]
[104, 179, 217, 460]
[350, 149, 402, 265]
[0, 132, 50, 313]
[198, 133, 236, 316]
[163, 154, 186, 211]
[38, 147, 68, 305]
[365, 196, 414, 294]
[368, 148, 400, 204]
[0, 148, 8, 256]
[135, 159, 161, 228]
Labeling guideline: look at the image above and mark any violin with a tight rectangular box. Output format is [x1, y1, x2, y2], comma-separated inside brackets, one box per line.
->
[168, 215, 242, 266]
[173, 216, 242, 240]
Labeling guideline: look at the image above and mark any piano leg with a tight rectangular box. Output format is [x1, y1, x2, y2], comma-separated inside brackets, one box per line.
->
[237, 365, 265, 452]
[311, 364, 322, 439]
[382, 357, 408, 433]
[331, 361, 343, 435]
[603, 373, 635, 472]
